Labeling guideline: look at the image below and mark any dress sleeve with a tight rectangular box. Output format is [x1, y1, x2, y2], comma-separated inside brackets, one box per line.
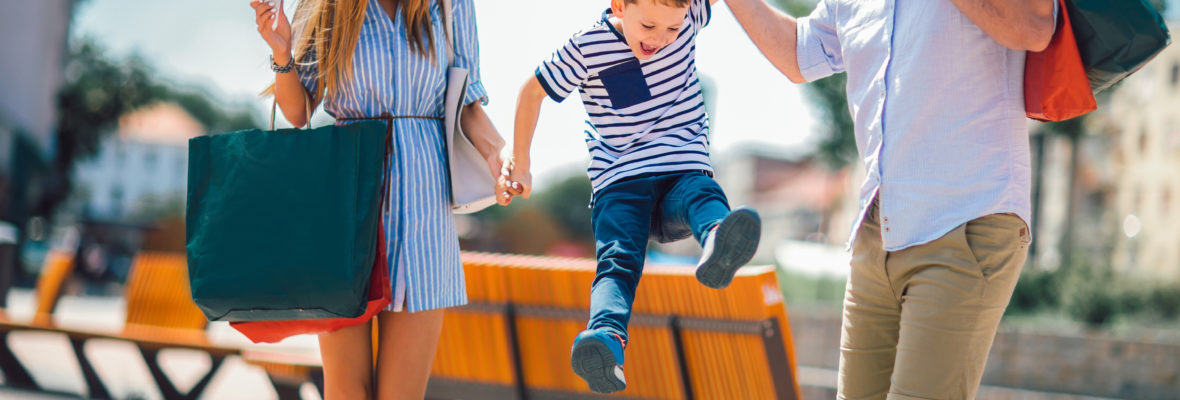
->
[451, 0, 488, 106]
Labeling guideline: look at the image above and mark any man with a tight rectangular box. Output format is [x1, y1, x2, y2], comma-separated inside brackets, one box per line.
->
[725, 0, 1054, 398]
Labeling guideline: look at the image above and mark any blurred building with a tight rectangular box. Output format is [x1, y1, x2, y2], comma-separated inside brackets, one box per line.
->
[653, 146, 853, 264]
[73, 102, 201, 221]
[1108, 28, 1180, 280]
[62, 103, 200, 287]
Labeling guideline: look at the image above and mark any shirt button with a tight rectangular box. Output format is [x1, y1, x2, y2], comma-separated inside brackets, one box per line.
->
[880, 91, 885, 99]
[885, 228, 891, 232]
[883, 217, 889, 222]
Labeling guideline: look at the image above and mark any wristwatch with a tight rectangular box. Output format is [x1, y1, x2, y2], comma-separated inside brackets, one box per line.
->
[270, 54, 294, 73]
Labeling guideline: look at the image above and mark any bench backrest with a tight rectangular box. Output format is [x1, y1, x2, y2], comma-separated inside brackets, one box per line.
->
[121, 252, 208, 338]
[32, 251, 75, 326]
[429, 252, 802, 400]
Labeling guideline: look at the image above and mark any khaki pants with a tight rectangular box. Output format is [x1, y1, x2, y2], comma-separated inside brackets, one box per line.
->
[838, 199, 1029, 400]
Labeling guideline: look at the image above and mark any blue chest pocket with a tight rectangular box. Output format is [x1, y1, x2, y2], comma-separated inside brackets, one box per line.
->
[599, 59, 652, 109]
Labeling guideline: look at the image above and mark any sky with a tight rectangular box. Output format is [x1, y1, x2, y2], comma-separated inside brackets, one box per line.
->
[71, 0, 817, 185]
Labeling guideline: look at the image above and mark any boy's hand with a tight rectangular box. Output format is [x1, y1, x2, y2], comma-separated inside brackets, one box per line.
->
[499, 156, 532, 205]
[507, 167, 533, 201]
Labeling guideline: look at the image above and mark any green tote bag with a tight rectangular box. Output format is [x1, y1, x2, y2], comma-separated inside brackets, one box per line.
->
[1066, 0, 1171, 93]
[186, 119, 387, 322]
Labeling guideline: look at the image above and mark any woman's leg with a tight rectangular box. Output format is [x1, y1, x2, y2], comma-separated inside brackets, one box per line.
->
[374, 309, 446, 400]
[319, 319, 375, 400]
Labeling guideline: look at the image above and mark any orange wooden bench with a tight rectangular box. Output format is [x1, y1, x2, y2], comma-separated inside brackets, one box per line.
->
[1, 250, 799, 400]
[243, 252, 802, 400]
[423, 252, 802, 400]
[0, 251, 241, 400]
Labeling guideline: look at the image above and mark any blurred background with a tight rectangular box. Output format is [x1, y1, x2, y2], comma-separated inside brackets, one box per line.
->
[1, 0, 1179, 398]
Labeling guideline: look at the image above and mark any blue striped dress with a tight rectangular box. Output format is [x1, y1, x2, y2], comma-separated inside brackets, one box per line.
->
[295, 0, 486, 312]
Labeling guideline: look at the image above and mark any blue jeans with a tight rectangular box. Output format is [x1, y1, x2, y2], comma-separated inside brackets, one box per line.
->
[588, 171, 731, 341]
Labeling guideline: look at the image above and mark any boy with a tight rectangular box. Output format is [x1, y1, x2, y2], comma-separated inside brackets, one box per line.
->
[502, 0, 759, 394]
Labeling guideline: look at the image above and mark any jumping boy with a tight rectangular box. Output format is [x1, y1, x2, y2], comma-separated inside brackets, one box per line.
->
[501, 0, 760, 394]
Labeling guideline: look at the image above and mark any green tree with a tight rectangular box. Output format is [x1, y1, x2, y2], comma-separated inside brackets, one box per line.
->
[772, 0, 855, 169]
[532, 173, 594, 245]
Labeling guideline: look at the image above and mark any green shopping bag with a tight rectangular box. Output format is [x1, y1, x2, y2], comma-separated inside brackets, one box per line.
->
[1066, 0, 1171, 93]
[186, 120, 387, 321]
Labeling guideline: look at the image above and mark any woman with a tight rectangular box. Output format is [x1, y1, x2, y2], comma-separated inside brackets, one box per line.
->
[249, 0, 508, 398]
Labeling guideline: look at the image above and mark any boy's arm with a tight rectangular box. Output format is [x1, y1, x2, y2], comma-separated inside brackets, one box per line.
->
[506, 75, 549, 201]
[725, 0, 806, 83]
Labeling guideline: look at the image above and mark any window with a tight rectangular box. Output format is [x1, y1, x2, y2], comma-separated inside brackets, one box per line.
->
[144, 148, 158, 170]
[110, 185, 124, 217]
[115, 145, 126, 168]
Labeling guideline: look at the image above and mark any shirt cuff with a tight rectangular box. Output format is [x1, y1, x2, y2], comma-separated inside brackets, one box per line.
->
[795, 16, 838, 83]
[534, 67, 568, 103]
[466, 80, 489, 106]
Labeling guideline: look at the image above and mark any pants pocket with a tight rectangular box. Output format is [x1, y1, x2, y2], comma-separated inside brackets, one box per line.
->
[963, 214, 1029, 282]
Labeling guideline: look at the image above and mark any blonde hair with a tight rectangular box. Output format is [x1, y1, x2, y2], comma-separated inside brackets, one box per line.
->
[264, 0, 442, 100]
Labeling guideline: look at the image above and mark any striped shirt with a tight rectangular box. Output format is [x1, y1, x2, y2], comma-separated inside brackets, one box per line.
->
[535, 0, 713, 193]
[295, 0, 486, 312]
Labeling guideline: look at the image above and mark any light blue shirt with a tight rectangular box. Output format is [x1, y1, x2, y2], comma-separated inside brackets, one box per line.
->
[797, 0, 1034, 251]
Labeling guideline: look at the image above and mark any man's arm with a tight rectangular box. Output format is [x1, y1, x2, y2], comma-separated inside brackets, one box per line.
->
[725, 0, 806, 83]
[950, 0, 1055, 51]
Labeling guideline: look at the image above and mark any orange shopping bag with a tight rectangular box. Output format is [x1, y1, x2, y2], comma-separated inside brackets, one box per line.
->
[1024, 0, 1096, 122]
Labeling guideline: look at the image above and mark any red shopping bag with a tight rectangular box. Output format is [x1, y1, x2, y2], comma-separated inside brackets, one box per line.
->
[230, 225, 391, 343]
[1025, 0, 1096, 122]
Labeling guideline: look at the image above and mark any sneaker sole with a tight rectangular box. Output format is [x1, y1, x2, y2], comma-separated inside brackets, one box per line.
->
[570, 338, 625, 394]
[696, 207, 761, 289]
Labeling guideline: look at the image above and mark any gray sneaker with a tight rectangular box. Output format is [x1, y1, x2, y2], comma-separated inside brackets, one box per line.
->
[695, 207, 761, 289]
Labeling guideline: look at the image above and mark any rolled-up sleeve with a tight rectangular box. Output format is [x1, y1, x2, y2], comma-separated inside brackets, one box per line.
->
[795, 0, 844, 82]
[534, 36, 589, 103]
[453, 0, 488, 106]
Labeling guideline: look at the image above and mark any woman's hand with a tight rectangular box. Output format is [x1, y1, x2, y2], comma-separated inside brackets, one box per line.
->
[458, 102, 522, 205]
[250, 0, 293, 57]
[495, 155, 523, 206]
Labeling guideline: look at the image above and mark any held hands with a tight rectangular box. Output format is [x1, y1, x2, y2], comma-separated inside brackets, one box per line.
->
[250, 0, 293, 56]
[495, 155, 532, 206]
[488, 151, 524, 206]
